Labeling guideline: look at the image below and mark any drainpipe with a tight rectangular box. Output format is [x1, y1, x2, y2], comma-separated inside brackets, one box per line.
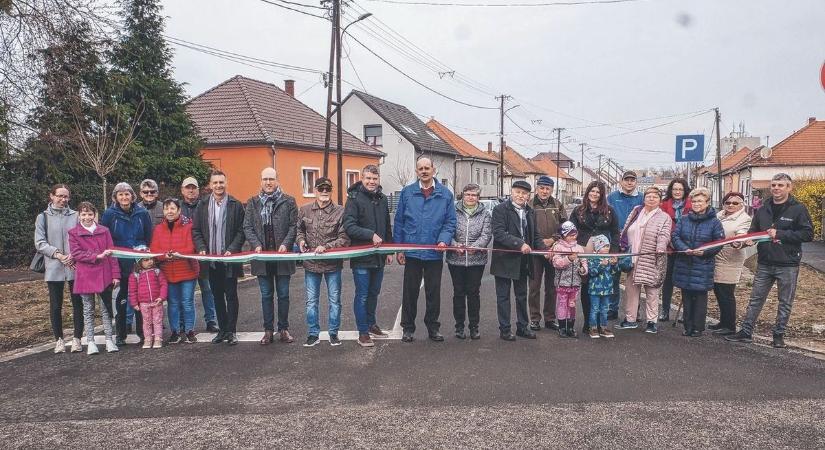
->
[270, 144, 277, 169]
[453, 158, 459, 194]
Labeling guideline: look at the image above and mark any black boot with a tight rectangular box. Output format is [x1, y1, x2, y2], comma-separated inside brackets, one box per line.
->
[569, 319, 578, 338]
[558, 319, 568, 338]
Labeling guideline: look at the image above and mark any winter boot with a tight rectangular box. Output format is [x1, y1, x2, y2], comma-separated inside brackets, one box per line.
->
[568, 319, 578, 339]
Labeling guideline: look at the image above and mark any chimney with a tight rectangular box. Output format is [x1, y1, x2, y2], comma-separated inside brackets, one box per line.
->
[809, 117, 817, 125]
[284, 80, 295, 97]
[487, 142, 493, 154]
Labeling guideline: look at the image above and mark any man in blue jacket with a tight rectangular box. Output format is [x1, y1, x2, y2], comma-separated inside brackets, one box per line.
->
[606, 170, 643, 319]
[395, 157, 456, 343]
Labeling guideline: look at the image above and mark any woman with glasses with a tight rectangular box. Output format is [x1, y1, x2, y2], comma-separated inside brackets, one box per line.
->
[659, 178, 692, 321]
[710, 192, 752, 336]
[137, 179, 164, 226]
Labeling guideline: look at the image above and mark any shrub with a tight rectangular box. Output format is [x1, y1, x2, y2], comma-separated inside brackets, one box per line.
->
[794, 179, 825, 240]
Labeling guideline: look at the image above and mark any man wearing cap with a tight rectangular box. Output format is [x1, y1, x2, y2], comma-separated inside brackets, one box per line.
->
[243, 167, 298, 345]
[296, 177, 349, 347]
[179, 177, 219, 333]
[529, 175, 566, 331]
[726, 173, 813, 348]
[606, 170, 643, 319]
[395, 157, 456, 343]
[491, 180, 544, 341]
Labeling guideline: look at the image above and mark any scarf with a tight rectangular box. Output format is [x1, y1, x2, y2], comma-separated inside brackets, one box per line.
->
[259, 188, 281, 226]
[463, 202, 478, 216]
[208, 194, 227, 255]
[512, 202, 527, 238]
[82, 222, 97, 233]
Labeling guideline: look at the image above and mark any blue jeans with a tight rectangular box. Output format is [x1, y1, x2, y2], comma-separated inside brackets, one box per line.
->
[198, 277, 217, 325]
[259, 275, 291, 331]
[168, 279, 196, 333]
[352, 267, 384, 334]
[305, 270, 342, 337]
[589, 294, 610, 327]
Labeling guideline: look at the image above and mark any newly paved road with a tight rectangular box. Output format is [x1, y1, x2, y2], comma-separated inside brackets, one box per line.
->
[2, 264, 824, 448]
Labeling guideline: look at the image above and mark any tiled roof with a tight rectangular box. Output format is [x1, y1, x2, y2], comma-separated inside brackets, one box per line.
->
[425, 119, 499, 162]
[581, 166, 598, 179]
[503, 146, 543, 175]
[529, 158, 576, 180]
[488, 151, 525, 177]
[186, 75, 382, 156]
[748, 119, 825, 166]
[346, 91, 457, 157]
[534, 151, 574, 163]
[706, 146, 753, 174]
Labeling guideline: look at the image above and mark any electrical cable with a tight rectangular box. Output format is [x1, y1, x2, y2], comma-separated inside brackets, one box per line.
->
[362, 0, 643, 8]
[257, 0, 330, 19]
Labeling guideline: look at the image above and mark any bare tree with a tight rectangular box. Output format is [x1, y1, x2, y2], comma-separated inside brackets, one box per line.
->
[388, 157, 413, 190]
[69, 99, 144, 208]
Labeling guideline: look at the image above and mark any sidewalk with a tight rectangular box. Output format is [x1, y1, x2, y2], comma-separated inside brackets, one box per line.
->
[802, 241, 825, 273]
[0, 268, 41, 285]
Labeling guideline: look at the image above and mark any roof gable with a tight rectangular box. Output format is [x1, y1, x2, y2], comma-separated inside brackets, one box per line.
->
[750, 120, 825, 167]
[504, 146, 543, 175]
[425, 119, 498, 162]
[530, 158, 576, 180]
[534, 151, 574, 163]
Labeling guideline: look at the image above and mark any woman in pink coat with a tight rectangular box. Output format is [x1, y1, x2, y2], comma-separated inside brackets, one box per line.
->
[68, 202, 121, 355]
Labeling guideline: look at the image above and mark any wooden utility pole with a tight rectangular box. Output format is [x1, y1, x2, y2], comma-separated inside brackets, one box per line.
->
[496, 94, 509, 197]
[322, 1, 336, 178]
[335, 0, 344, 204]
[553, 128, 564, 188]
[579, 142, 586, 197]
[597, 154, 604, 183]
[714, 107, 723, 207]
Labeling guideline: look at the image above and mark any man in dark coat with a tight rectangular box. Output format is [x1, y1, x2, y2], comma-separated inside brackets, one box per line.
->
[180, 176, 218, 333]
[491, 180, 544, 341]
[243, 167, 298, 345]
[529, 175, 566, 331]
[343, 164, 393, 348]
[727, 173, 814, 348]
[192, 170, 246, 345]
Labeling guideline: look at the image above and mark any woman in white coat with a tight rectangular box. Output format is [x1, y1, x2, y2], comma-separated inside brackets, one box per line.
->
[710, 192, 752, 336]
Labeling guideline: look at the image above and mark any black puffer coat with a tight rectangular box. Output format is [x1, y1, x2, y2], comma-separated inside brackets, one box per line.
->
[343, 182, 393, 269]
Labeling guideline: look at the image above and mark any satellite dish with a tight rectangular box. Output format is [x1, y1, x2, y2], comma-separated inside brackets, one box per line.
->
[760, 146, 773, 159]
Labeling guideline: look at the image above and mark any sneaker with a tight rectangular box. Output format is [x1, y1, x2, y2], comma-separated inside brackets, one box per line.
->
[368, 325, 388, 338]
[529, 321, 541, 331]
[589, 328, 601, 339]
[206, 322, 220, 333]
[106, 339, 119, 353]
[303, 335, 320, 347]
[615, 320, 639, 330]
[142, 339, 152, 349]
[329, 334, 342, 346]
[87, 341, 99, 355]
[358, 334, 375, 347]
[645, 322, 658, 334]
[167, 333, 182, 344]
[600, 328, 615, 338]
[185, 331, 198, 343]
[152, 339, 163, 349]
[708, 323, 724, 331]
[772, 334, 786, 348]
[54, 338, 65, 354]
[71, 338, 82, 353]
[725, 330, 753, 343]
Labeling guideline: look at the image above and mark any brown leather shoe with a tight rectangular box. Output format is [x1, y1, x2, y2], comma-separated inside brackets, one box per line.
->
[279, 329, 295, 343]
[358, 334, 375, 347]
[260, 330, 274, 345]
[369, 324, 388, 338]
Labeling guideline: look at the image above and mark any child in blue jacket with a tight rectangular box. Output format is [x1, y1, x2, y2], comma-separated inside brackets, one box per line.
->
[587, 234, 632, 339]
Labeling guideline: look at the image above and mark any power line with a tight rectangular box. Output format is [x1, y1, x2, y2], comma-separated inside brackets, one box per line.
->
[341, 36, 368, 92]
[506, 114, 557, 141]
[588, 110, 712, 140]
[257, 0, 329, 19]
[362, 0, 643, 7]
[166, 36, 324, 74]
[265, 0, 328, 9]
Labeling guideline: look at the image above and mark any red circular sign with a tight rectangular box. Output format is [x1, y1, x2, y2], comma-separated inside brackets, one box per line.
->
[822, 61, 825, 92]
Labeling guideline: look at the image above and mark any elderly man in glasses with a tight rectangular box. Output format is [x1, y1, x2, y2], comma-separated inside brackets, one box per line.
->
[137, 179, 164, 226]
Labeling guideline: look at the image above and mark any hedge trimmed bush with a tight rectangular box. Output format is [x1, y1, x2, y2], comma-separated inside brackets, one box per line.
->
[794, 179, 825, 240]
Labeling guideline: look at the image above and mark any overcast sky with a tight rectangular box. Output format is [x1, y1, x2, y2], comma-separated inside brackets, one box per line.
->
[162, 0, 825, 169]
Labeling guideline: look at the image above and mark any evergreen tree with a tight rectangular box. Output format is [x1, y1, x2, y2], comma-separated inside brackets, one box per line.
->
[109, 0, 208, 184]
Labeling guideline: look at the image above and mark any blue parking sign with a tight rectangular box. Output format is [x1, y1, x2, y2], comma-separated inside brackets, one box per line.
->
[675, 135, 704, 162]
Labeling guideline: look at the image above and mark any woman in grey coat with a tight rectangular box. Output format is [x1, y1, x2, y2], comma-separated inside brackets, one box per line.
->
[34, 184, 82, 354]
[446, 184, 492, 340]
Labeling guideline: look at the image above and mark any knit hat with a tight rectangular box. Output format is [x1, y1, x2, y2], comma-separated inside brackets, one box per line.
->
[592, 234, 610, 252]
[111, 182, 136, 203]
[536, 175, 554, 187]
[560, 221, 577, 237]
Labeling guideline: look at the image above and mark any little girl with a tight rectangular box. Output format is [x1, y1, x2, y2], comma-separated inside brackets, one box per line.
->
[586, 235, 632, 339]
[68, 202, 120, 355]
[551, 221, 588, 338]
[128, 256, 169, 349]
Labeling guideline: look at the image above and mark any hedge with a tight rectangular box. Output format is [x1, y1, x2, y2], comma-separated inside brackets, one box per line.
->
[794, 179, 825, 240]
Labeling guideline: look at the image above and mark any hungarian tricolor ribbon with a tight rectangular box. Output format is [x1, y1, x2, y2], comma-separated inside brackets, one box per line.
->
[108, 231, 772, 262]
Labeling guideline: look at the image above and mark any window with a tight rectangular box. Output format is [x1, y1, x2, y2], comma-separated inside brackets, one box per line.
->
[346, 170, 360, 188]
[441, 178, 448, 187]
[476, 168, 481, 184]
[426, 131, 441, 141]
[400, 124, 417, 135]
[302, 167, 320, 197]
[492, 170, 497, 186]
[483, 169, 488, 185]
[364, 125, 382, 147]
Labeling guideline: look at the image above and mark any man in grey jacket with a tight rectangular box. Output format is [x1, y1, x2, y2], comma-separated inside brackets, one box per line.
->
[243, 167, 298, 345]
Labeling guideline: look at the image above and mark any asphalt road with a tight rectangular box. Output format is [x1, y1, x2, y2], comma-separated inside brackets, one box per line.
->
[1, 263, 824, 448]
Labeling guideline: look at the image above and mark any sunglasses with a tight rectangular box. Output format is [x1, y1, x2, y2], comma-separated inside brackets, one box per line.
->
[142, 190, 157, 195]
[317, 186, 332, 193]
[724, 201, 742, 206]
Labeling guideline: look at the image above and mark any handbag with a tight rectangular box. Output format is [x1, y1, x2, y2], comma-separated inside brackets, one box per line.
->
[29, 212, 47, 274]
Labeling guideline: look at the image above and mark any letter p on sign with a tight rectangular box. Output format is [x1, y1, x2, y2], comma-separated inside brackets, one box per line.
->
[675, 135, 705, 162]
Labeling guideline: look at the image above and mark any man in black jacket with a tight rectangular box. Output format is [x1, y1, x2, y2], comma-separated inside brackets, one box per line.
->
[343, 165, 393, 348]
[180, 176, 218, 333]
[491, 180, 544, 341]
[726, 173, 813, 348]
[192, 170, 246, 346]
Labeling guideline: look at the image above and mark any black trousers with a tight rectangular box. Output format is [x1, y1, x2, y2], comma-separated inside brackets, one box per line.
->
[400, 258, 442, 333]
[210, 263, 239, 333]
[494, 275, 529, 334]
[47, 281, 83, 340]
[713, 282, 737, 330]
[580, 275, 591, 327]
[661, 255, 676, 318]
[448, 264, 483, 330]
[116, 273, 143, 340]
[681, 289, 708, 332]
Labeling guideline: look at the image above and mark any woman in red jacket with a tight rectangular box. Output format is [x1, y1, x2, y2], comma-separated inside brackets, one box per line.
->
[659, 178, 692, 321]
[151, 198, 200, 344]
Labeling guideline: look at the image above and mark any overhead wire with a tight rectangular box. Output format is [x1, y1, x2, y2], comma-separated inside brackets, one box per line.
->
[256, 0, 330, 19]
[363, 0, 642, 6]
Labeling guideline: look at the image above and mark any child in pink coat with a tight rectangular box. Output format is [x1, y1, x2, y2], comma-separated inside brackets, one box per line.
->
[551, 221, 588, 338]
[128, 257, 168, 349]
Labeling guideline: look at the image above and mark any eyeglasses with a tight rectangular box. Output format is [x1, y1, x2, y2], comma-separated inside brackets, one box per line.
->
[724, 201, 742, 206]
[317, 186, 332, 193]
[142, 190, 157, 195]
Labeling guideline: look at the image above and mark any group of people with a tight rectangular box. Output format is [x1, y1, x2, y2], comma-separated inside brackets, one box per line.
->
[35, 156, 814, 355]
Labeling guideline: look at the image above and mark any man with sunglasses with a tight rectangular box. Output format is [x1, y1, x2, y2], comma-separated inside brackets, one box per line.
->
[296, 177, 349, 347]
[138, 179, 164, 226]
[726, 173, 813, 348]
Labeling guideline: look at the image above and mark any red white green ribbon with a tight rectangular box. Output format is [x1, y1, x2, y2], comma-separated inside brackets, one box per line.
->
[109, 232, 771, 262]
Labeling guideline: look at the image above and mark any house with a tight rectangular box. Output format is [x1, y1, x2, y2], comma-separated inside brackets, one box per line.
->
[338, 91, 458, 194]
[186, 75, 383, 202]
[501, 145, 544, 191]
[529, 157, 580, 204]
[533, 151, 576, 171]
[695, 145, 755, 203]
[568, 163, 598, 197]
[426, 119, 501, 197]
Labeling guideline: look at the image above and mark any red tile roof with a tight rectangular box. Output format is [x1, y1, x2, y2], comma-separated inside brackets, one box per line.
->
[529, 158, 576, 180]
[706, 146, 753, 174]
[748, 120, 825, 166]
[425, 119, 499, 162]
[186, 75, 382, 156]
[503, 146, 544, 175]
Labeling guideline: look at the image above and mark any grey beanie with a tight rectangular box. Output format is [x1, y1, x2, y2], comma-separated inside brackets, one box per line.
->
[111, 182, 136, 203]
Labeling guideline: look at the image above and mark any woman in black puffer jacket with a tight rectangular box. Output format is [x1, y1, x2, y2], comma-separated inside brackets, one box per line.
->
[570, 181, 620, 334]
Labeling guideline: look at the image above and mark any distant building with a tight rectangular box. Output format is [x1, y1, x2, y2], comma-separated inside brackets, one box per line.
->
[426, 119, 500, 197]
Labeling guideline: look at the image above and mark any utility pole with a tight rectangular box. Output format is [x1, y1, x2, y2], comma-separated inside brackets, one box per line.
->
[335, 0, 344, 204]
[322, 1, 336, 178]
[496, 94, 511, 197]
[579, 142, 586, 197]
[714, 107, 723, 208]
[553, 128, 564, 188]
[597, 154, 604, 184]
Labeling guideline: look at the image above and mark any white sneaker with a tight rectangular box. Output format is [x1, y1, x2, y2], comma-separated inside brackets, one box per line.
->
[152, 339, 163, 349]
[54, 338, 65, 354]
[142, 338, 152, 349]
[87, 341, 99, 355]
[105, 340, 119, 353]
[71, 338, 82, 353]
